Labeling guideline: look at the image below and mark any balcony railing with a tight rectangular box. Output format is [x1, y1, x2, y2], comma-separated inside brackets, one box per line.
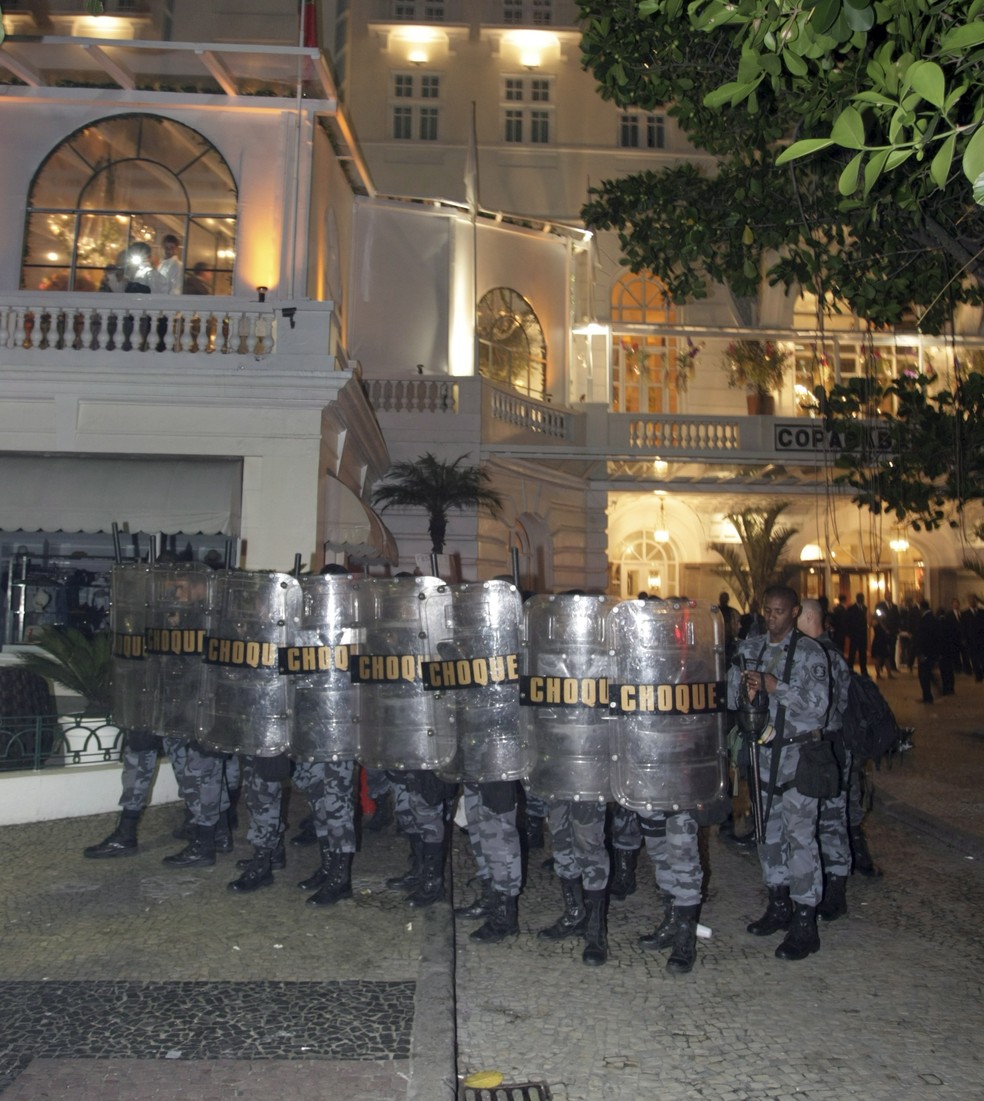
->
[2, 293, 275, 358]
[366, 378, 458, 414]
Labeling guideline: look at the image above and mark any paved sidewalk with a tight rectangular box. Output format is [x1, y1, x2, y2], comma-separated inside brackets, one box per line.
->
[454, 673, 984, 1101]
[1, 671, 982, 1100]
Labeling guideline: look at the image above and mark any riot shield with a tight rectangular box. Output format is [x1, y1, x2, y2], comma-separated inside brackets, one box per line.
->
[145, 563, 210, 739]
[353, 576, 455, 771]
[196, 570, 301, 757]
[284, 574, 361, 762]
[428, 580, 528, 783]
[520, 593, 617, 803]
[110, 564, 155, 736]
[608, 599, 727, 813]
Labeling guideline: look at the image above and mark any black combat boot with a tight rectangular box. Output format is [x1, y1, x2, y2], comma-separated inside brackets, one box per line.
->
[386, 834, 424, 891]
[609, 847, 639, 901]
[290, 815, 317, 847]
[746, 885, 793, 936]
[665, 905, 700, 975]
[817, 874, 848, 921]
[525, 814, 546, 851]
[172, 807, 195, 842]
[228, 849, 275, 892]
[83, 809, 141, 859]
[455, 877, 495, 919]
[470, 891, 519, 943]
[365, 790, 394, 833]
[775, 903, 821, 960]
[306, 852, 353, 907]
[162, 823, 217, 868]
[582, 889, 608, 967]
[537, 877, 587, 941]
[406, 842, 446, 908]
[236, 836, 285, 870]
[297, 839, 331, 891]
[215, 810, 234, 854]
[849, 825, 883, 878]
[638, 891, 675, 950]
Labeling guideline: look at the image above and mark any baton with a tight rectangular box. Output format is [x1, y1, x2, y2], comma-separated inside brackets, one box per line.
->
[748, 737, 766, 843]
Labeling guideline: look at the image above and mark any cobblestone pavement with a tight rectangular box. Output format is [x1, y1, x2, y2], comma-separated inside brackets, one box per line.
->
[2, 670, 983, 1100]
[453, 673, 984, 1101]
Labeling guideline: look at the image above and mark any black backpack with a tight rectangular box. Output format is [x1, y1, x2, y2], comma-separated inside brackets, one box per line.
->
[840, 673, 900, 760]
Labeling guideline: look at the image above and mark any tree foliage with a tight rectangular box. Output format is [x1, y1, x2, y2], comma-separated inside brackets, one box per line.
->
[372, 453, 504, 554]
[825, 365, 984, 531]
[708, 502, 799, 609]
[578, 1, 984, 332]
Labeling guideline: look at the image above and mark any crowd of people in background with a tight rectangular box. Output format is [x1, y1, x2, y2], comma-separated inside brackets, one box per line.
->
[98, 235, 213, 296]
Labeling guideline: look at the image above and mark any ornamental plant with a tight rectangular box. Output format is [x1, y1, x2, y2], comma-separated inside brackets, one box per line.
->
[723, 340, 789, 396]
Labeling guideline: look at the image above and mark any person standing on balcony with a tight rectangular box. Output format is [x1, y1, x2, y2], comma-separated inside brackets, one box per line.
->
[124, 242, 168, 294]
[157, 234, 184, 295]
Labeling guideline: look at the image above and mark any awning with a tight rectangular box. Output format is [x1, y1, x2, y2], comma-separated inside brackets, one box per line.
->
[323, 476, 398, 564]
[0, 455, 242, 534]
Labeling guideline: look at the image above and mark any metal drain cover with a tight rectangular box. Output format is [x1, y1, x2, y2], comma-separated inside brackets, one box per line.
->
[460, 1084, 551, 1101]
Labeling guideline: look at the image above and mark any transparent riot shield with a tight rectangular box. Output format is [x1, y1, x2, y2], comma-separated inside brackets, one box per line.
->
[428, 580, 528, 783]
[284, 574, 361, 763]
[196, 570, 301, 757]
[608, 599, 728, 813]
[353, 576, 454, 771]
[521, 593, 617, 803]
[109, 564, 155, 736]
[144, 564, 210, 740]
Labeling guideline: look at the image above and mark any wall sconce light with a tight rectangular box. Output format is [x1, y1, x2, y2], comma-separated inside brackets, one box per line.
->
[889, 536, 909, 553]
[799, 542, 824, 561]
[408, 49, 428, 65]
[256, 286, 268, 303]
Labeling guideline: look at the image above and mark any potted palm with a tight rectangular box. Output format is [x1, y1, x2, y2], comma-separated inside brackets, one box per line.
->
[16, 628, 119, 764]
[724, 340, 790, 414]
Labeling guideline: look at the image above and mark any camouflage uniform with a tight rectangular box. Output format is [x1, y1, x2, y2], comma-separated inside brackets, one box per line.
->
[728, 628, 830, 906]
[241, 755, 288, 851]
[815, 636, 853, 878]
[292, 759, 357, 853]
[461, 781, 522, 897]
[391, 769, 448, 845]
[611, 803, 642, 852]
[639, 810, 702, 907]
[117, 735, 223, 826]
[546, 798, 609, 891]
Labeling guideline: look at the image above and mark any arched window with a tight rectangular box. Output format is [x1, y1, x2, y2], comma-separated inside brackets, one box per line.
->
[617, 531, 679, 600]
[476, 286, 547, 399]
[22, 114, 238, 294]
[610, 272, 684, 413]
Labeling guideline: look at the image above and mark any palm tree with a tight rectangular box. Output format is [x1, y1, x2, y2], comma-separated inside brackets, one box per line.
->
[372, 453, 505, 555]
[709, 503, 799, 611]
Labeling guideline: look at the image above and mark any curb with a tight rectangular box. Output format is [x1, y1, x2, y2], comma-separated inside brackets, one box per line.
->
[407, 902, 458, 1101]
[878, 792, 984, 861]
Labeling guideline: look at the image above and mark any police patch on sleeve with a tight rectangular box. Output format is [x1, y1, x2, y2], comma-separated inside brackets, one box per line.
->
[811, 662, 828, 680]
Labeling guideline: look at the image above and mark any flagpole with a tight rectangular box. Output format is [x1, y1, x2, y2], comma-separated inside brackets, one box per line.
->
[465, 101, 479, 378]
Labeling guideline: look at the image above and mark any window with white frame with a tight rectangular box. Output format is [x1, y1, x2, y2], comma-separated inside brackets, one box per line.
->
[503, 0, 552, 24]
[391, 72, 441, 141]
[618, 111, 666, 149]
[501, 76, 552, 144]
[394, 2, 445, 19]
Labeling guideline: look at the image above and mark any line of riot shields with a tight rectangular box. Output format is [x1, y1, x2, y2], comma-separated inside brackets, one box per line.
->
[110, 565, 728, 814]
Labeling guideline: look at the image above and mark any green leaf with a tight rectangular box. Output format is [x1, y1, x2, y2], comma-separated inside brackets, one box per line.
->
[974, 171, 984, 207]
[810, 0, 841, 35]
[842, 0, 874, 33]
[703, 81, 757, 108]
[775, 137, 836, 164]
[831, 105, 866, 149]
[862, 147, 890, 194]
[838, 151, 864, 194]
[782, 49, 808, 77]
[939, 23, 984, 52]
[742, 224, 755, 245]
[905, 61, 946, 110]
[963, 125, 984, 188]
[929, 134, 955, 190]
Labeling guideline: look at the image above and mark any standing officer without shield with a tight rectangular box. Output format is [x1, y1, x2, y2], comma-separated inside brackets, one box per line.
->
[728, 586, 831, 960]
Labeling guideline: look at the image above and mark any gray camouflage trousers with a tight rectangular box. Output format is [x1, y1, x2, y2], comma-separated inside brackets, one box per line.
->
[292, 759, 357, 853]
[547, 799, 609, 891]
[391, 771, 447, 845]
[462, 782, 522, 898]
[242, 760, 286, 851]
[611, 803, 643, 851]
[640, 810, 702, 907]
[118, 735, 224, 826]
[756, 741, 822, 905]
[818, 748, 854, 877]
